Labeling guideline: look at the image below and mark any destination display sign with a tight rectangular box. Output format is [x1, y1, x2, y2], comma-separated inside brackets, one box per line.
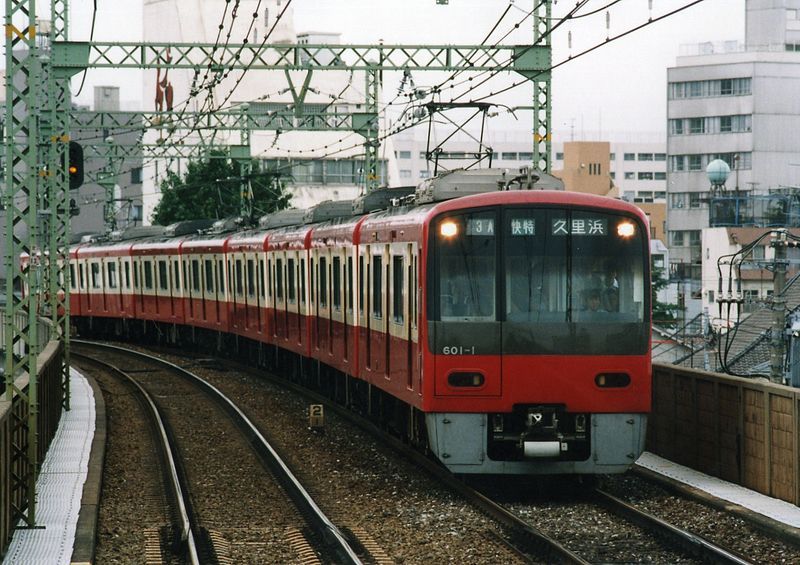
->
[551, 218, 607, 236]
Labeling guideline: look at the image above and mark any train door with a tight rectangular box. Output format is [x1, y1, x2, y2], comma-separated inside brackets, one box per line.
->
[388, 244, 407, 383]
[171, 256, 181, 319]
[345, 250, 354, 366]
[369, 245, 389, 376]
[331, 250, 341, 358]
[299, 254, 307, 348]
[286, 252, 297, 343]
[258, 256, 266, 335]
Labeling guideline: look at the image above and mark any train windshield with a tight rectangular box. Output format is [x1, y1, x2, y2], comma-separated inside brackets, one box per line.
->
[430, 206, 649, 355]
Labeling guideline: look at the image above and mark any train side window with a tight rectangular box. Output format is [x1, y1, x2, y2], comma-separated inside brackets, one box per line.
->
[132, 262, 138, 289]
[173, 261, 181, 291]
[372, 254, 383, 319]
[247, 258, 255, 297]
[392, 255, 404, 324]
[267, 258, 273, 298]
[107, 262, 118, 289]
[358, 255, 364, 315]
[288, 258, 296, 302]
[258, 259, 265, 300]
[144, 261, 153, 290]
[158, 260, 168, 290]
[205, 259, 214, 293]
[276, 258, 284, 300]
[124, 262, 130, 290]
[332, 255, 342, 311]
[90, 262, 100, 289]
[218, 259, 225, 296]
[80, 263, 86, 289]
[235, 259, 244, 296]
[69, 264, 76, 290]
[319, 256, 328, 307]
[347, 256, 353, 313]
[191, 259, 201, 292]
[412, 253, 418, 328]
[300, 258, 306, 304]
[310, 258, 315, 306]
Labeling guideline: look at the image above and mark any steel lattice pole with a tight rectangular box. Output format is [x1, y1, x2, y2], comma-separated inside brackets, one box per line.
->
[4, 0, 42, 527]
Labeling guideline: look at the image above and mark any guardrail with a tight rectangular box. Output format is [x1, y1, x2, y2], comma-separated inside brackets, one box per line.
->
[649, 363, 799, 506]
[0, 325, 63, 558]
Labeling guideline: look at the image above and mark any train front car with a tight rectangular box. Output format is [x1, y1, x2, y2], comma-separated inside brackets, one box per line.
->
[422, 187, 651, 475]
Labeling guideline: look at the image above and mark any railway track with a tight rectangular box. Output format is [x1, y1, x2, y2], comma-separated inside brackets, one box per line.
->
[187, 350, 760, 564]
[74, 340, 362, 564]
[78, 342, 794, 563]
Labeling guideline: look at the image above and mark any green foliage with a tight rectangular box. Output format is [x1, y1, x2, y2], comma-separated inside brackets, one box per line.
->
[652, 265, 682, 326]
[151, 151, 291, 225]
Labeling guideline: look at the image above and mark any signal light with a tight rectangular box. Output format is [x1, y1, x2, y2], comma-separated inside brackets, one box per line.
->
[67, 141, 84, 190]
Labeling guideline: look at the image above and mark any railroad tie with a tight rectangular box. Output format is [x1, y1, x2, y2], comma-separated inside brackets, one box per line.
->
[143, 528, 163, 565]
[349, 526, 395, 564]
[284, 526, 322, 565]
[207, 529, 233, 565]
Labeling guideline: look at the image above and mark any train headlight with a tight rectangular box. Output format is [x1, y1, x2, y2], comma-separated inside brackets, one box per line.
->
[440, 220, 459, 238]
[616, 221, 636, 238]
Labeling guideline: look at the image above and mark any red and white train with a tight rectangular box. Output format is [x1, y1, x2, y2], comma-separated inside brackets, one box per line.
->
[68, 169, 652, 475]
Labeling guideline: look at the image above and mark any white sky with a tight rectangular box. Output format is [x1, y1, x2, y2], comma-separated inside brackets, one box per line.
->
[55, 0, 745, 140]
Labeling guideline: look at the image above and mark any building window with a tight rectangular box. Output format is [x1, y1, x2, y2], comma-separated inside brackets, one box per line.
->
[669, 119, 684, 135]
[654, 153, 666, 161]
[670, 193, 686, 209]
[609, 153, 615, 160]
[688, 155, 703, 171]
[130, 167, 143, 184]
[654, 191, 666, 200]
[624, 172, 635, 180]
[689, 117, 705, 134]
[638, 153, 653, 161]
[399, 169, 412, 179]
[638, 172, 654, 180]
[397, 151, 411, 159]
[419, 170, 430, 179]
[670, 231, 685, 246]
[624, 153, 635, 161]
[609, 172, 615, 179]
[670, 155, 686, 171]
[688, 230, 701, 246]
[518, 152, 533, 161]
[555, 152, 564, 160]
[501, 152, 517, 160]
[654, 172, 666, 180]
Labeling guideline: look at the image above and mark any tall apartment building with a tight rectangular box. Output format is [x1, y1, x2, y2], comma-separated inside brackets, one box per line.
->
[666, 1, 800, 307]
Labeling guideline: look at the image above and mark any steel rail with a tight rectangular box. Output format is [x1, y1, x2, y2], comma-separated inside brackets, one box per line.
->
[593, 489, 753, 565]
[74, 339, 363, 565]
[72, 348, 200, 565]
[229, 357, 587, 565]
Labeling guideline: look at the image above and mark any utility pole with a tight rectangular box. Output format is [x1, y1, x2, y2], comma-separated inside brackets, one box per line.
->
[770, 230, 788, 384]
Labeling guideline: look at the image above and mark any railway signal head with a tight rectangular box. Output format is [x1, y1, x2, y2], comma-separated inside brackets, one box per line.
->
[67, 141, 84, 190]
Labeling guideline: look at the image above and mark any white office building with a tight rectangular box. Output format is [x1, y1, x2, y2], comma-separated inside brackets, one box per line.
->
[666, 1, 800, 308]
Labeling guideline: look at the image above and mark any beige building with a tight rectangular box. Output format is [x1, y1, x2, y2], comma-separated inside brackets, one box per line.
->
[552, 141, 617, 198]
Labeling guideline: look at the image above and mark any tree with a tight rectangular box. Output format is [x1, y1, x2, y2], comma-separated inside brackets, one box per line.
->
[151, 151, 291, 225]
[652, 265, 682, 327]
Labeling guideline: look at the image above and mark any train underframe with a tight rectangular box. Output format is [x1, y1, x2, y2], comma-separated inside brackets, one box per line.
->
[74, 315, 647, 476]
